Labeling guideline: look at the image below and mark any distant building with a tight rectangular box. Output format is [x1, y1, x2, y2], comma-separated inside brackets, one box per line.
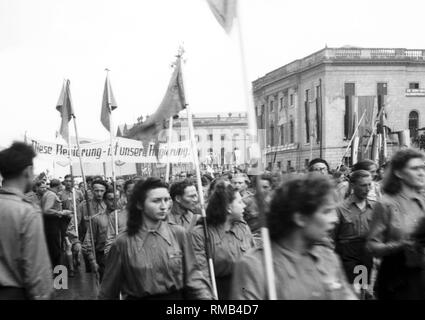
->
[253, 47, 425, 170]
[119, 112, 249, 172]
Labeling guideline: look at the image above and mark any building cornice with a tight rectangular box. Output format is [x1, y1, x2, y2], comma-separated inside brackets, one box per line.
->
[253, 47, 425, 93]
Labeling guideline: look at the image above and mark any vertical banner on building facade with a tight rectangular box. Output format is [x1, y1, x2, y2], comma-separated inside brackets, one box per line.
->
[398, 129, 410, 148]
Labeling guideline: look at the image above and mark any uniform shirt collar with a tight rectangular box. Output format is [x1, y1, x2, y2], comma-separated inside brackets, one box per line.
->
[1, 186, 25, 198]
[400, 188, 423, 201]
[139, 220, 172, 246]
[214, 220, 245, 241]
[171, 203, 192, 221]
[347, 194, 373, 209]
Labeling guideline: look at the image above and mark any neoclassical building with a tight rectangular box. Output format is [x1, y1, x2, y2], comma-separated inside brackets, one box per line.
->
[118, 112, 249, 173]
[253, 47, 425, 170]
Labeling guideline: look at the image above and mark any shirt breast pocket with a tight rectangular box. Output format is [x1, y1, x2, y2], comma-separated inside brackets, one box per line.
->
[339, 212, 356, 236]
[168, 250, 183, 276]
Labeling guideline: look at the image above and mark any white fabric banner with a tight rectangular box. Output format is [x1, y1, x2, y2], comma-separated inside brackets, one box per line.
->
[157, 141, 193, 163]
[29, 137, 194, 164]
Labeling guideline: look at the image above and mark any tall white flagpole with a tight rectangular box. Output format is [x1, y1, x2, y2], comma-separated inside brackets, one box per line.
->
[179, 47, 218, 300]
[234, 1, 277, 300]
[105, 69, 119, 237]
[165, 116, 174, 183]
[67, 131, 79, 239]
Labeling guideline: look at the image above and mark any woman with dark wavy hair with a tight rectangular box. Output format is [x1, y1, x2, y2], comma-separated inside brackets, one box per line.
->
[191, 181, 254, 299]
[230, 173, 356, 299]
[98, 177, 212, 300]
[367, 148, 425, 299]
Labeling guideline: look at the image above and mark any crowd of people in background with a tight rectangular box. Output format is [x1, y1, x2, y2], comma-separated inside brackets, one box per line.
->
[1, 141, 425, 300]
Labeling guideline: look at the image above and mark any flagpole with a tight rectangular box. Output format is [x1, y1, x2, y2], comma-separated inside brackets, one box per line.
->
[65, 81, 99, 286]
[235, 1, 277, 300]
[71, 112, 99, 285]
[179, 48, 218, 300]
[363, 107, 384, 157]
[165, 116, 174, 183]
[105, 70, 119, 237]
[338, 108, 367, 169]
[67, 131, 79, 239]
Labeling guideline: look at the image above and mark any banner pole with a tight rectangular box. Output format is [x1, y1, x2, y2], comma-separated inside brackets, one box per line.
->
[235, 1, 277, 300]
[105, 70, 119, 237]
[67, 131, 78, 239]
[72, 115, 99, 285]
[165, 116, 174, 183]
[180, 48, 218, 300]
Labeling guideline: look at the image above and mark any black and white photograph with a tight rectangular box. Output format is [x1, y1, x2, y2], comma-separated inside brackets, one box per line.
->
[1, 0, 425, 309]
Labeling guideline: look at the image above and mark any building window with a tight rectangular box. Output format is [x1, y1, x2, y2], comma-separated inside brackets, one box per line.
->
[409, 82, 420, 89]
[179, 135, 185, 141]
[287, 160, 291, 170]
[277, 161, 281, 169]
[315, 84, 321, 143]
[344, 83, 355, 139]
[195, 135, 200, 142]
[290, 94, 294, 106]
[208, 134, 213, 141]
[221, 147, 225, 165]
[409, 111, 419, 138]
[377, 82, 387, 112]
[260, 105, 265, 129]
[305, 159, 309, 168]
[305, 89, 310, 143]
[197, 149, 201, 158]
[270, 123, 275, 146]
[221, 134, 226, 141]
[280, 124, 284, 145]
[280, 97, 284, 110]
[290, 119, 294, 143]
[270, 100, 274, 113]
[207, 148, 213, 154]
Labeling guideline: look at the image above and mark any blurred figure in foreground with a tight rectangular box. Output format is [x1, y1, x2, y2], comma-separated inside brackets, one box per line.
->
[367, 149, 425, 299]
[0, 142, 52, 299]
[231, 173, 356, 300]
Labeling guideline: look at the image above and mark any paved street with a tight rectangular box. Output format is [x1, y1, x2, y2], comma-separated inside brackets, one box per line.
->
[52, 257, 99, 300]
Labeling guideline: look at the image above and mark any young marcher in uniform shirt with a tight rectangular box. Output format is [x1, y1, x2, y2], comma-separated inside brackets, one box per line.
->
[334, 170, 376, 296]
[191, 182, 254, 299]
[168, 180, 201, 232]
[367, 149, 425, 299]
[0, 142, 52, 299]
[83, 187, 126, 281]
[98, 178, 213, 300]
[230, 173, 356, 300]
[77, 179, 108, 272]
[41, 179, 73, 269]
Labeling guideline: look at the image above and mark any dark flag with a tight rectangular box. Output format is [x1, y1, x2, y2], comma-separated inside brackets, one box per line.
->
[100, 74, 118, 132]
[133, 57, 186, 139]
[56, 80, 74, 142]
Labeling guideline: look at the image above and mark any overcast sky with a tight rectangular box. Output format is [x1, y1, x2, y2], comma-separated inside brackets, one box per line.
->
[1, 0, 425, 173]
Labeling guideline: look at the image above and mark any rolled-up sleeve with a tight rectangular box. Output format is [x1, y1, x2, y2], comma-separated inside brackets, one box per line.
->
[180, 229, 213, 299]
[190, 228, 210, 283]
[367, 202, 404, 257]
[21, 209, 53, 300]
[98, 241, 122, 300]
[42, 192, 60, 216]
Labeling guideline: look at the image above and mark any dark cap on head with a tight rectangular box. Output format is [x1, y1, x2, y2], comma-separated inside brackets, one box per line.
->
[308, 158, 330, 172]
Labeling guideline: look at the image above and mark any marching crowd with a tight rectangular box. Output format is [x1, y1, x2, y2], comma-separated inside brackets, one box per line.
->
[1, 141, 425, 300]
